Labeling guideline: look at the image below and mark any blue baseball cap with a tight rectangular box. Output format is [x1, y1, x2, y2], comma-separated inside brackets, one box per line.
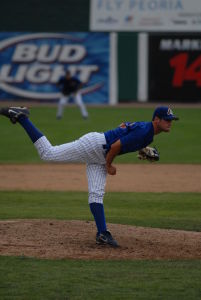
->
[152, 106, 179, 121]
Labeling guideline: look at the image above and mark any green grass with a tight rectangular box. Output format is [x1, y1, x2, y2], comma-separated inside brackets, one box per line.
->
[0, 191, 201, 231]
[0, 106, 200, 163]
[0, 257, 201, 300]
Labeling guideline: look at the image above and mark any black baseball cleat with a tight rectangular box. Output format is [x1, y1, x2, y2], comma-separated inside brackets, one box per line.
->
[96, 230, 119, 247]
[0, 107, 29, 124]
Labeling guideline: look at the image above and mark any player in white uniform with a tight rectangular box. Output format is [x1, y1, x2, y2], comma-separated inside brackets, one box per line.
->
[0, 106, 179, 247]
[56, 71, 88, 120]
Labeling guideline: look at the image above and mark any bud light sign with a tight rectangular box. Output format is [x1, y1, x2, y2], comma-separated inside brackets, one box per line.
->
[0, 32, 110, 103]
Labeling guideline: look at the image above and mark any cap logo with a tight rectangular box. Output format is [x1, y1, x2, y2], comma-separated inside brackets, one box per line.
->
[167, 108, 173, 116]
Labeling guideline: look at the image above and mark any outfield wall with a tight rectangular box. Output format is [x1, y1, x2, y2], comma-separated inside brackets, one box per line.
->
[0, 1, 200, 103]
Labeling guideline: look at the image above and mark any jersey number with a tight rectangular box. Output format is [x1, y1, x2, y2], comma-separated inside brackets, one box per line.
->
[169, 53, 201, 87]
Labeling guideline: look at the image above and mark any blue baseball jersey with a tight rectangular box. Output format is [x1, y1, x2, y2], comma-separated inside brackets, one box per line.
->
[104, 121, 154, 154]
[58, 76, 81, 95]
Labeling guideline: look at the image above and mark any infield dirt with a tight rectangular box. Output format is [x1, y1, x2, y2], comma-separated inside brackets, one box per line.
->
[1, 163, 201, 192]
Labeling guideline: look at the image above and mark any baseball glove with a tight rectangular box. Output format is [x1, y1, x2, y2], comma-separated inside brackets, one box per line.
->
[137, 146, 159, 162]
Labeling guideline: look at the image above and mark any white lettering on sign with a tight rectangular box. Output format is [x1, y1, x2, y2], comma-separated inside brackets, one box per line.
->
[12, 45, 38, 62]
[96, 0, 183, 11]
[59, 45, 86, 62]
[129, 0, 183, 11]
[12, 44, 86, 63]
[37, 45, 61, 62]
[0, 64, 98, 84]
[160, 39, 201, 50]
[97, 0, 124, 10]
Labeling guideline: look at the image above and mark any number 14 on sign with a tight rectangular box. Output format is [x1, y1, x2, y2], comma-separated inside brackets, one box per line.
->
[170, 53, 201, 87]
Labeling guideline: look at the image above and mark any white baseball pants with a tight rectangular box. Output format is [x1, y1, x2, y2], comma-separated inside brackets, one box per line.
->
[56, 92, 88, 119]
[34, 133, 107, 204]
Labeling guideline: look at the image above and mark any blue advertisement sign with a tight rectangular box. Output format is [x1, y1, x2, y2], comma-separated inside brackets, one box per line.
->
[0, 32, 110, 103]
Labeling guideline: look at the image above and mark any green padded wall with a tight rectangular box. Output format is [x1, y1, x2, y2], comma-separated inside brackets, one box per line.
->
[118, 33, 138, 102]
[0, 0, 90, 31]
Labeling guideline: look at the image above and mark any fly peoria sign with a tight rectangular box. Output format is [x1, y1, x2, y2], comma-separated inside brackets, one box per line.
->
[90, 0, 201, 31]
[0, 33, 108, 100]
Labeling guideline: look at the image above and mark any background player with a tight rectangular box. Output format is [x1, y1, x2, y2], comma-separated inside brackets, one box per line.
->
[0, 106, 179, 247]
[56, 70, 89, 120]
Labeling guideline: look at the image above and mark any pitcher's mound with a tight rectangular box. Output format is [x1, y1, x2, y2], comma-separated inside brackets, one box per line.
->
[0, 220, 201, 260]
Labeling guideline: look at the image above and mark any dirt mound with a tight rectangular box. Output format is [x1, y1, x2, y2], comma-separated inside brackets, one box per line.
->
[1, 220, 201, 260]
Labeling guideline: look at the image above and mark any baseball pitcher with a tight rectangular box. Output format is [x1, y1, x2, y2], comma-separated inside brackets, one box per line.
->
[0, 106, 179, 247]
